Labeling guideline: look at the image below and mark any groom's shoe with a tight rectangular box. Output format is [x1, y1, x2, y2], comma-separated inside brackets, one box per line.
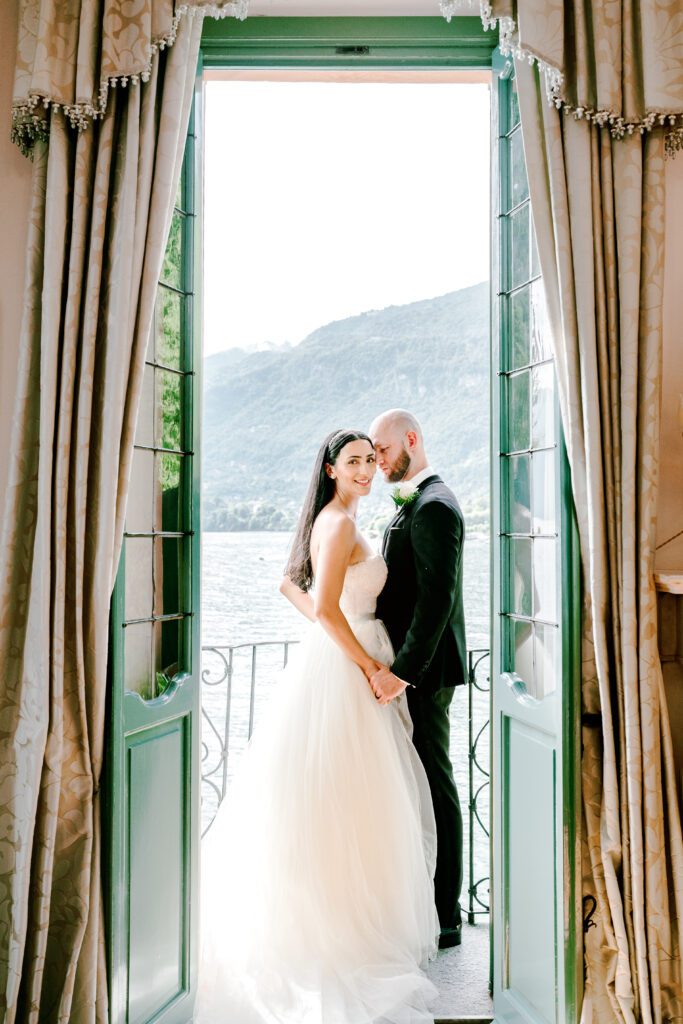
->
[438, 924, 462, 949]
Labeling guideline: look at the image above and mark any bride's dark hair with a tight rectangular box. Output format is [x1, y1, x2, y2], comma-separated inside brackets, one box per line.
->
[285, 429, 374, 592]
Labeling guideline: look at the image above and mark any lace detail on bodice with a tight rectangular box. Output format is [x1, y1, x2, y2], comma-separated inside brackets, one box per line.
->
[339, 554, 388, 620]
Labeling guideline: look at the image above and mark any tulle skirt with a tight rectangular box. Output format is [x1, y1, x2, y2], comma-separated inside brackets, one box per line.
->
[196, 617, 440, 1024]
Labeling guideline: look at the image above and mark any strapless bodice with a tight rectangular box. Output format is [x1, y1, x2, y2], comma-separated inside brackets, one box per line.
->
[339, 554, 388, 621]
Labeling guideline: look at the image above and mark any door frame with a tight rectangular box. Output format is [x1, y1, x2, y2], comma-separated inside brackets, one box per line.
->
[104, 15, 583, 1024]
[197, 14, 582, 1020]
[200, 15, 499, 70]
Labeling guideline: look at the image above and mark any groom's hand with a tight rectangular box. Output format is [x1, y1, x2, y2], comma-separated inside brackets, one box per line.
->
[370, 665, 408, 705]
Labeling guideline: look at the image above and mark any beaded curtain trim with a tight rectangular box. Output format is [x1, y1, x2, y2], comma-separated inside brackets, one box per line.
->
[440, 0, 683, 156]
[11, 1, 248, 157]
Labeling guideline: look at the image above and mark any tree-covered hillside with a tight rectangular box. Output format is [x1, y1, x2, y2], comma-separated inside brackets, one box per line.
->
[202, 282, 490, 533]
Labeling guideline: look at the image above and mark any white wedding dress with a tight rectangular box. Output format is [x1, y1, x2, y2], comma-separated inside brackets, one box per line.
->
[196, 553, 439, 1024]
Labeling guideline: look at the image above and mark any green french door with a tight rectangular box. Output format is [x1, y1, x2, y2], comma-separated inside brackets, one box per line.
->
[100, 21, 584, 1024]
[105, 72, 203, 1024]
[491, 57, 581, 1024]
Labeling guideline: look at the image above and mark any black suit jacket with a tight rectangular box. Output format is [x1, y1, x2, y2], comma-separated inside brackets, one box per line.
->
[376, 475, 467, 691]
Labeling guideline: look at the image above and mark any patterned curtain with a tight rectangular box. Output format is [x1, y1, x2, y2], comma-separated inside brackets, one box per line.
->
[439, 1, 683, 1020]
[0, 2, 239, 1021]
[11, 0, 247, 156]
[441, 1, 683, 151]
[516, 59, 683, 1021]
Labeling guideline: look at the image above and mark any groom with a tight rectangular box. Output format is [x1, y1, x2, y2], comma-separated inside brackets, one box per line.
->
[369, 409, 467, 949]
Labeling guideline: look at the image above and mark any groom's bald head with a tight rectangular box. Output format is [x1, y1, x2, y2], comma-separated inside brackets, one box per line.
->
[369, 408, 428, 483]
[371, 409, 423, 441]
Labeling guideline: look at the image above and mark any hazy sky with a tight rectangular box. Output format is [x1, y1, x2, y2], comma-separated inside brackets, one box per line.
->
[204, 80, 490, 356]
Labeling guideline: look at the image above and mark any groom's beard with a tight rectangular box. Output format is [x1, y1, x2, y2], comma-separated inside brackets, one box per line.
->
[386, 449, 411, 483]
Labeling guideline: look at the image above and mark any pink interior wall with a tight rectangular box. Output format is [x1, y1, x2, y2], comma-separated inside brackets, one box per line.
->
[659, 155, 683, 802]
[659, 156, 683, 571]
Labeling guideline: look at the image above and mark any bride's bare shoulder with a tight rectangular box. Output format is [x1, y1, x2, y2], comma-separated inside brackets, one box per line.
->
[310, 508, 357, 568]
[313, 505, 355, 540]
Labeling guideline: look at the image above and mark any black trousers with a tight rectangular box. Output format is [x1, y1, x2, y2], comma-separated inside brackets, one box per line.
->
[407, 684, 463, 931]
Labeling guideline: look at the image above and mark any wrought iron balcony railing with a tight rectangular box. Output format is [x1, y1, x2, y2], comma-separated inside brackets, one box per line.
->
[201, 641, 490, 922]
[466, 648, 490, 923]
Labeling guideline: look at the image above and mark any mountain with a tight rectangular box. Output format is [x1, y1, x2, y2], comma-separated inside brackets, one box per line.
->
[202, 282, 490, 533]
[204, 340, 294, 389]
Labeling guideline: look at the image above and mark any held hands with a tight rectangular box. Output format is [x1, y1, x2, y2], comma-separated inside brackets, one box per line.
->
[367, 663, 408, 705]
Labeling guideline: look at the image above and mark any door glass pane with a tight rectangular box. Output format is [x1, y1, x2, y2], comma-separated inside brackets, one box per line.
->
[509, 286, 530, 370]
[112, 134, 196, 779]
[531, 363, 555, 448]
[531, 225, 540, 278]
[509, 77, 520, 129]
[127, 449, 154, 533]
[508, 371, 530, 452]
[154, 537, 186, 616]
[529, 278, 552, 362]
[135, 364, 155, 447]
[509, 454, 530, 534]
[513, 618, 534, 685]
[531, 449, 556, 535]
[534, 622, 557, 698]
[509, 127, 529, 209]
[533, 537, 557, 621]
[154, 618, 183, 693]
[156, 369, 184, 451]
[509, 538, 532, 617]
[125, 538, 153, 621]
[125, 621, 153, 697]
[156, 287, 182, 370]
[157, 453, 185, 532]
[510, 204, 530, 288]
[160, 212, 183, 291]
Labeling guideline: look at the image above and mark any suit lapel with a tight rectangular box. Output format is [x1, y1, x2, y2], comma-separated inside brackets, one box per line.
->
[382, 506, 403, 558]
[381, 498, 417, 557]
[382, 476, 443, 557]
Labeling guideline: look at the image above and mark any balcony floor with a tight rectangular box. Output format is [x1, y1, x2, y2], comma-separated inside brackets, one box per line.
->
[428, 919, 493, 1023]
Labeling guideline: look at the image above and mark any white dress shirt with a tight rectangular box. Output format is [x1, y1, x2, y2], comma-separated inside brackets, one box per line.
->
[406, 465, 435, 488]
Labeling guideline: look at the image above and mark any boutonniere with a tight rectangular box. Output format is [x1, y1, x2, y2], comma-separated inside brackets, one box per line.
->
[391, 480, 420, 508]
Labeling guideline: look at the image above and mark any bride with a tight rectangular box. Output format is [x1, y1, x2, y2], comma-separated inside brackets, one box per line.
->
[196, 429, 440, 1024]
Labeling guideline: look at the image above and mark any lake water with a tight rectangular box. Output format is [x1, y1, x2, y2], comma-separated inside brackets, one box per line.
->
[200, 529, 491, 913]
